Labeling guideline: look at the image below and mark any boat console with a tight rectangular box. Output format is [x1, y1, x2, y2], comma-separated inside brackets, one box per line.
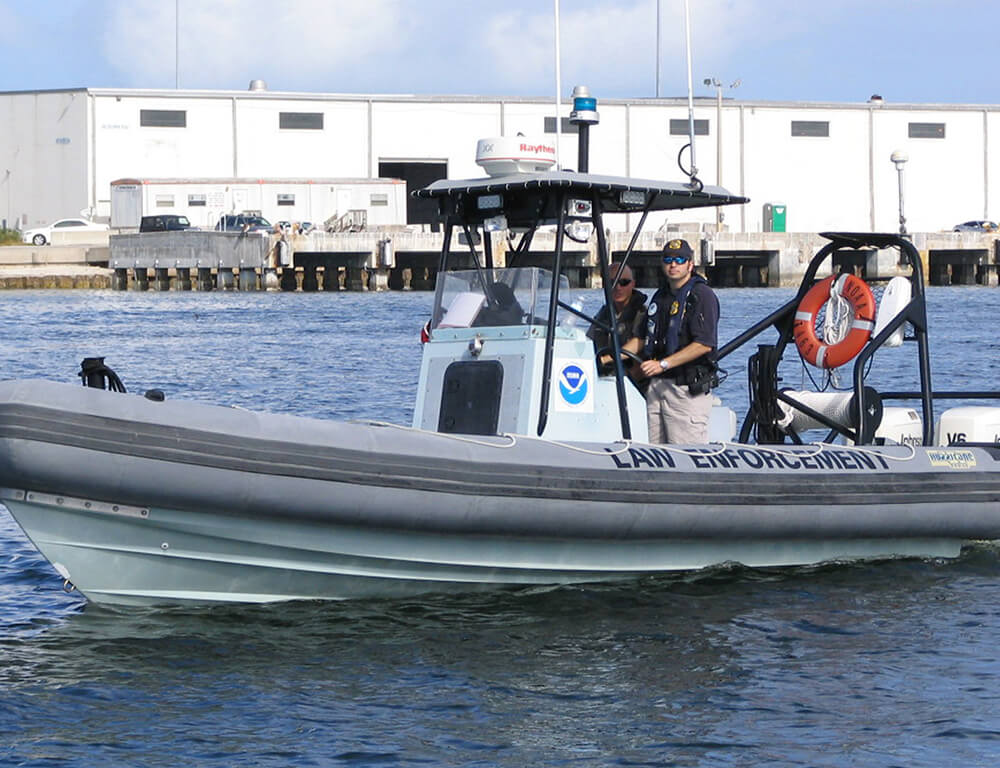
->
[412, 267, 650, 442]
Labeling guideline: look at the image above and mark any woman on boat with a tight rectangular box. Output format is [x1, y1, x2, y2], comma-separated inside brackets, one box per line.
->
[587, 261, 647, 383]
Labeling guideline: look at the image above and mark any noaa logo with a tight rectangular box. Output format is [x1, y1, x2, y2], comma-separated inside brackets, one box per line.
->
[648, 302, 658, 316]
[558, 364, 588, 405]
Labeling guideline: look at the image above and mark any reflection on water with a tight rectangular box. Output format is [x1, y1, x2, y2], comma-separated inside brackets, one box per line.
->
[2, 287, 1000, 765]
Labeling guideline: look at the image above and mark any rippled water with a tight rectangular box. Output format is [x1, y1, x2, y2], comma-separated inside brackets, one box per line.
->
[2, 286, 1000, 766]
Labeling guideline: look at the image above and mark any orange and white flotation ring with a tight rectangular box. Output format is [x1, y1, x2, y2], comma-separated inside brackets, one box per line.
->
[793, 274, 876, 369]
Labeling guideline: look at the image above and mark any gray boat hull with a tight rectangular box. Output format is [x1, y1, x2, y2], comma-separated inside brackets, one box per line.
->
[1, 380, 998, 605]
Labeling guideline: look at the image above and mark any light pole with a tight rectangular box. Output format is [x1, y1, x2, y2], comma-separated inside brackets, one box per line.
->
[3, 169, 10, 231]
[891, 150, 908, 235]
[704, 77, 740, 231]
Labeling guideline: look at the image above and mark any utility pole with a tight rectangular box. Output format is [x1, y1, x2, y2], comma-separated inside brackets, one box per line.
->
[704, 77, 740, 231]
[891, 150, 909, 235]
[3, 169, 10, 231]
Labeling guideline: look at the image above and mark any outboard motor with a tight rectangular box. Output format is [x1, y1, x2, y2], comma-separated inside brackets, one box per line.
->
[79, 357, 127, 393]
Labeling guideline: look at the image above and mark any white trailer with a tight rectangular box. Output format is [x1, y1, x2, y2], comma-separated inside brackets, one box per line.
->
[110, 177, 408, 231]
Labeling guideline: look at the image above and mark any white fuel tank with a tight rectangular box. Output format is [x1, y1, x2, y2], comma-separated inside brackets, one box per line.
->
[476, 137, 557, 177]
[935, 406, 1000, 446]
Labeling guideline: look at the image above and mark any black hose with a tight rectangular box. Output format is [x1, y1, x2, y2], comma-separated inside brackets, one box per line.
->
[79, 357, 127, 393]
[676, 143, 704, 193]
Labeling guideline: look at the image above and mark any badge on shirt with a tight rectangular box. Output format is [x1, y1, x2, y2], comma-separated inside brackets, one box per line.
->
[670, 300, 680, 316]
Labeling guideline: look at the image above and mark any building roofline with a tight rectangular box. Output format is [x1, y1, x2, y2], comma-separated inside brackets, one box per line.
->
[3, 86, 1000, 112]
[0, 87, 90, 97]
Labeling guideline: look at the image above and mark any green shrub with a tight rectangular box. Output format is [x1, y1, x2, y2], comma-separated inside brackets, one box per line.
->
[0, 228, 22, 246]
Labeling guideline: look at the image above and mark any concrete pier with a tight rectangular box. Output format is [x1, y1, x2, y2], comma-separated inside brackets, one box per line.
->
[4, 229, 1000, 290]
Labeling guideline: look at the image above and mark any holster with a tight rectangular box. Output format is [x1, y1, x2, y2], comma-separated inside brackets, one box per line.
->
[684, 360, 719, 396]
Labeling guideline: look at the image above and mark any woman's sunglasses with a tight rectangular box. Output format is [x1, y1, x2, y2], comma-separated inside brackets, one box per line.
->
[662, 255, 691, 265]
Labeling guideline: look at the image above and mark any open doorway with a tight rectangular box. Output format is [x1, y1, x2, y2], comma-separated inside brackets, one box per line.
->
[378, 161, 447, 230]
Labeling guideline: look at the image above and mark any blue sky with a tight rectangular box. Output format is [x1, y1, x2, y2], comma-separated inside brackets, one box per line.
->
[2, 0, 998, 103]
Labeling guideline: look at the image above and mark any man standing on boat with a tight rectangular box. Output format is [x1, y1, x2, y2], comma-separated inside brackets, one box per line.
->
[587, 261, 647, 384]
[639, 239, 719, 444]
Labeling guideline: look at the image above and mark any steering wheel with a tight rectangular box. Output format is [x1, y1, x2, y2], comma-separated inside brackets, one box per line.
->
[595, 346, 644, 374]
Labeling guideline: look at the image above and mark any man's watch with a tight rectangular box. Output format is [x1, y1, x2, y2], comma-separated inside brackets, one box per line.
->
[659, 359, 670, 371]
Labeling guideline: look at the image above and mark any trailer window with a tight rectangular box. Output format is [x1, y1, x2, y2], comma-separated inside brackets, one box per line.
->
[277, 194, 295, 206]
[188, 194, 207, 207]
[140, 110, 187, 128]
[155, 195, 174, 208]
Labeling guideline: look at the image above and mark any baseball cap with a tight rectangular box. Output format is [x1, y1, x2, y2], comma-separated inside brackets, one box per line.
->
[662, 238, 694, 261]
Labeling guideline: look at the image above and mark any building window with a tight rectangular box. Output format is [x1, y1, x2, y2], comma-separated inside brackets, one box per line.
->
[155, 195, 174, 207]
[909, 122, 945, 139]
[279, 112, 324, 130]
[277, 194, 295, 206]
[188, 194, 207, 207]
[669, 119, 709, 136]
[543, 117, 579, 134]
[791, 120, 829, 137]
[140, 109, 187, 128]
[370, 193, 388, 206]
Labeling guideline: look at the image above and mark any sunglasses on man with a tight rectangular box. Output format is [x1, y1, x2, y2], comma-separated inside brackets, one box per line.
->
[662, 255, 691, 265]
[615, 278, 633, 286]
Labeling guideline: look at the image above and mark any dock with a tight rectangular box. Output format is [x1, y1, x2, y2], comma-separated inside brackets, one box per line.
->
[1, 230, 998, 290]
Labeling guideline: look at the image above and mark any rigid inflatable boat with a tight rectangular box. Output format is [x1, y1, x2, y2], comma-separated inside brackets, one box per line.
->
[2, 150, 1000, 606]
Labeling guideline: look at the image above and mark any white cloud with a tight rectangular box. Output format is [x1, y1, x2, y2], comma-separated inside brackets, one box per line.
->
[103, 0, 410, 90]
[480, 0, 882, 97]
[93, 0, 921, 98]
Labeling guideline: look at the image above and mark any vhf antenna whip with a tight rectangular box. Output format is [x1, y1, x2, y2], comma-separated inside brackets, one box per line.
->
[679, 0, 703, 191]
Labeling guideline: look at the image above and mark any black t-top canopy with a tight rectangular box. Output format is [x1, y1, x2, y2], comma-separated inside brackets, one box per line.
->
[415, 170, 748, 227]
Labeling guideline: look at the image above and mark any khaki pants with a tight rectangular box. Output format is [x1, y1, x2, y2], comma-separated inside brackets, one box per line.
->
[646, 376, 712, 444]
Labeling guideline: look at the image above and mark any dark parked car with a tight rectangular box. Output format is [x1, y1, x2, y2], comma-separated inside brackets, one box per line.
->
[215, 214, 272, 233]
[140, 214, 193, 232]
[953, 220, 997, 232]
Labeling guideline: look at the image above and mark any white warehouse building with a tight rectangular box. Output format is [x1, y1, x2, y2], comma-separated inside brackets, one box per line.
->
[1, 84, 997, 235]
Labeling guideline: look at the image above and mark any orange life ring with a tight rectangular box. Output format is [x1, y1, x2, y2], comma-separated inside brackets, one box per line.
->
[792, 274, 876, 369]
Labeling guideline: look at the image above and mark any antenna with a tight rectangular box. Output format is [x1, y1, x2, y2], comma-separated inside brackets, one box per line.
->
[655, 0, 661, 98]
[683, 0, 698, 183]
[678, 0, 703, 191]
[553, 0, 562, 170]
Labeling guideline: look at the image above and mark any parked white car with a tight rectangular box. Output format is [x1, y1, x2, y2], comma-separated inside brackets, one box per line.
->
[22, 218, 109, 246]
